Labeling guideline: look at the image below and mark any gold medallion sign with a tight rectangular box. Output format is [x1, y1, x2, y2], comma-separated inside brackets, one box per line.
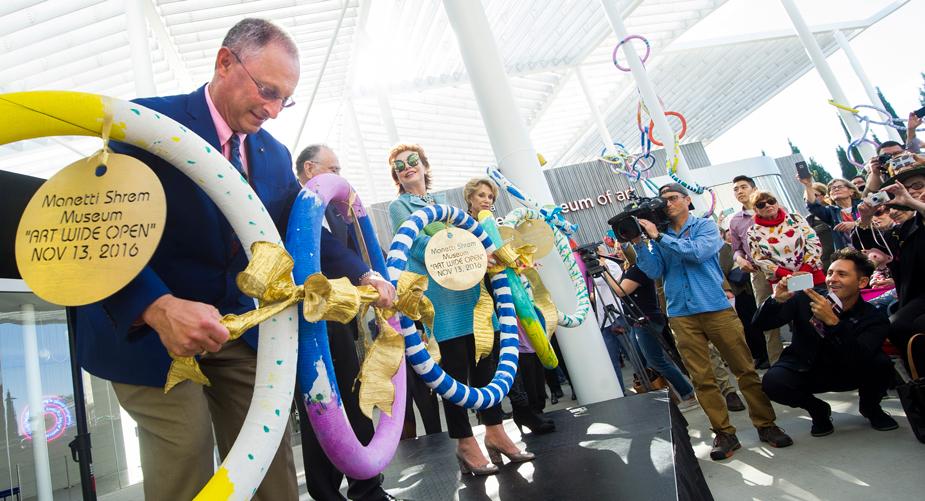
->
[424, 228, 487, 291]
[15, 152, 166, 305]
[515, 218, 555, 259]
[497, 226, 524, 249]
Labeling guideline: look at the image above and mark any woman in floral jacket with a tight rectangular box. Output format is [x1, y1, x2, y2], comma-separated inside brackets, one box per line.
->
[747, 191, 824, 286]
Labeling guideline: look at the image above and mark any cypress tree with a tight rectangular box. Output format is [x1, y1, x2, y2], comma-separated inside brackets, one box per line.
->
[838, 114, 864, 164]
[836, 146, 858, 179]
[919, 72, 925, 106]
[877, 86, 906, 138]
[808, 157, 833, 184]
[788, 138, 801, 154]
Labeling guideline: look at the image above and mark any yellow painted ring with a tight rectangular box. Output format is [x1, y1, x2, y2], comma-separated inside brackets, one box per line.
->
[0, 91, 296, 501]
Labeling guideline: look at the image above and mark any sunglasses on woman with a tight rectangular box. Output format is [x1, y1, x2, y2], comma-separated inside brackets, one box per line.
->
[754, 198, 777, 210]
[392, 152, 421, 173]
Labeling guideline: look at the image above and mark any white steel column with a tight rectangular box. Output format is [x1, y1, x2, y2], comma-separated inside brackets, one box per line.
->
[125, 0, 156, 97]
[599, 0, 698, 199]
[833, 30, 903, 143]
[376, 88, 400, 146]
[344, 97, 381, 202]
[780, 0, 876, 160]
[575, 66, 617, 157]
[21, 303, 53, 500]
[292, 0, 350, 152]
[443, 0, 622, 404]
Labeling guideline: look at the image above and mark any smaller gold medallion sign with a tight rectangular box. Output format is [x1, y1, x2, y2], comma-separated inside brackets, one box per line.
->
[15, 152, 166, 306]
[515, 218, 555, 259]
[424, 228, 487, 291]
[498, 226, 524, 249]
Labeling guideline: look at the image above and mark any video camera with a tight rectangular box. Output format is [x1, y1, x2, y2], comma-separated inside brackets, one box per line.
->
[607, 196, 670, 243]
[575, 241, 605, 276]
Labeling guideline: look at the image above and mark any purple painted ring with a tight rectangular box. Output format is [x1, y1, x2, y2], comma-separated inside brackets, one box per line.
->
[613, 35, 651, 72]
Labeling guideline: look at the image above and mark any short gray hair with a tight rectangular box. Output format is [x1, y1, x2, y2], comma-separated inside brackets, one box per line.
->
[295, 144, 330, 177]
[222, 18, 298, 60]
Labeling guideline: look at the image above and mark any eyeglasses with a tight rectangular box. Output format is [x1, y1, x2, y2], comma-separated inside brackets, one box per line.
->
[229, 49, 296, 108]
[829, 184, 849, 191]
[307, 160, 340, 175]
[392, 152, 421, 172]
[754, 198, 777, 210]
[661, 194, 684, 203]
[904, 181, 925, 192]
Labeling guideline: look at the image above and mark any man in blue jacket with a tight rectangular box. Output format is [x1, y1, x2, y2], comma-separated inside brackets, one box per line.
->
[632, 183, 793, 461]
[75, 19, 392, 500]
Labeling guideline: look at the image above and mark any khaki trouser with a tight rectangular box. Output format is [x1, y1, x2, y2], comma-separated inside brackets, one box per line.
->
[669, 308, 777, 434]
[709, 343, 735, 396]
[751, 271, 783, 363]
[112, 339, 298, 501]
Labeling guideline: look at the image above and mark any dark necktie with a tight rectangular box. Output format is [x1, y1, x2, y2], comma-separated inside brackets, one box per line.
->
[229, 134, 245, 178]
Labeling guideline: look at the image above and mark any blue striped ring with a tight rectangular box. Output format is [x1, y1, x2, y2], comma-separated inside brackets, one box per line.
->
[386, 205, 519, 409]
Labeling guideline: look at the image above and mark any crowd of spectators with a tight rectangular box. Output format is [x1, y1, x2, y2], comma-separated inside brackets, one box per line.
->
[592, 125, 925, 459]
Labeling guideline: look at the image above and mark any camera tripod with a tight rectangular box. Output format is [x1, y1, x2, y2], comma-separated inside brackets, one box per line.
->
[587, 261, 656, 393]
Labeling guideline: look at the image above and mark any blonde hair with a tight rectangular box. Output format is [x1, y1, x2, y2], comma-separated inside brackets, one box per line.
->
[622, 244, 637, 269]
[462, 178, 498, 211]
[388, 143, 431, 194]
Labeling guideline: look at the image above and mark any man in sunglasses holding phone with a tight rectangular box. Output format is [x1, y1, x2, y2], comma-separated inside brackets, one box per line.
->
[756, 248, 897, 435]
[632, 183, 793, 461]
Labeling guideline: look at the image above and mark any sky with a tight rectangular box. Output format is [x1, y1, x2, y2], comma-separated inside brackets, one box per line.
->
[697, 0, 924, 179]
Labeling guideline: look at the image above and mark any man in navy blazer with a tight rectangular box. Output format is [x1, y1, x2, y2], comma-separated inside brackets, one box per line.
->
[75, 19, 393, 500]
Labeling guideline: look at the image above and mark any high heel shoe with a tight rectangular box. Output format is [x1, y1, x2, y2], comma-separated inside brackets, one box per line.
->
[484, 442, 536, 466]
[456, 452, 499, 476]
[512, 406, 555, 435]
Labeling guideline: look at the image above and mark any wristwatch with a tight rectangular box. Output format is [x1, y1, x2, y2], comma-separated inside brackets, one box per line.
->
[653, 233, 663, 242]
[359, 270, 386, 283]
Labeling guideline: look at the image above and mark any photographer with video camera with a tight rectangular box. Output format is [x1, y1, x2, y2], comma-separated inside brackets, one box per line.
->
[756, 248, 897, 435]
[597, 244, 699, 412]
[624, 183, 793, 460]
[852, 165, 925, 373]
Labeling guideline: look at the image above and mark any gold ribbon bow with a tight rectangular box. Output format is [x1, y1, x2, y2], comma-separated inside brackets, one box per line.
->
[473, 240, 538, 363]
[303, 270, 437, 418]
[164, 241, 305, 393]
[488, 241, 537, 276]
[523, 268, 559, 337]
[163, 240, 438, 420]
[485, 238, 559, 339]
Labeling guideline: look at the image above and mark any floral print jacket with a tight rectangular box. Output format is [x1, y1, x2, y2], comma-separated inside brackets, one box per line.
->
[747, 210, 823, 283]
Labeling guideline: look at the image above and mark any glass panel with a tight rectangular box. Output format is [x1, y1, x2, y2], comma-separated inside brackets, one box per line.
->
[0, 290, 145, 499]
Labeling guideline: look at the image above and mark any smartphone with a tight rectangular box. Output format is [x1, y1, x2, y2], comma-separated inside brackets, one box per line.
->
[795, 160, 811, 180]
[915, 106, 925, 119]
[787, 273, 814, 292]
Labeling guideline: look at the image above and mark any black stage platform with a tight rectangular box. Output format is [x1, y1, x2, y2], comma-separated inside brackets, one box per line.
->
[382, 391, 713, 500]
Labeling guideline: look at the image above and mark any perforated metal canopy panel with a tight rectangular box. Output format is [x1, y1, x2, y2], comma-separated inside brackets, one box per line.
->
[0, 0, 906, 204]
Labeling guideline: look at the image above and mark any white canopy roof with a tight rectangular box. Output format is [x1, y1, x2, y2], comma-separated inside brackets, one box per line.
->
[0, 0, 907, 203]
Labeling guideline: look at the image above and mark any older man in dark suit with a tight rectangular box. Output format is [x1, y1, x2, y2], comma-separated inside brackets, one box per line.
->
[76, 19, 390, 500]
